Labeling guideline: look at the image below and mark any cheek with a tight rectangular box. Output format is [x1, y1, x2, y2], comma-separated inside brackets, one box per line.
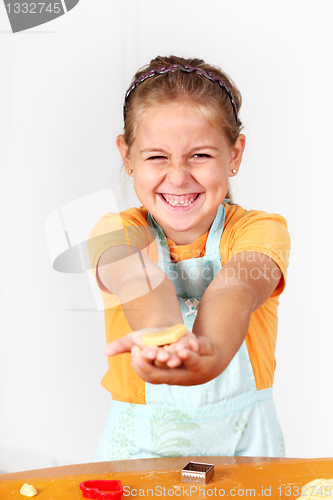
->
[202, 171, 226, 187]
[134, 172, 157, 195]
[138, 166, 164, 186]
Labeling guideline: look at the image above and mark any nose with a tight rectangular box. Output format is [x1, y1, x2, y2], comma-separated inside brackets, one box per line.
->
[165, 161, 192, 187]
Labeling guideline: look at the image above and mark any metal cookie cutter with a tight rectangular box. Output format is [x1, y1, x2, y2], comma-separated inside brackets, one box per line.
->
[181, 461, 214, 485]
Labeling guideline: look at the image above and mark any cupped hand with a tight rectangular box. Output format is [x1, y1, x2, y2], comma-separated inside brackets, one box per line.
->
[104, 325, 196, 368]
[131, 336, 223, 386]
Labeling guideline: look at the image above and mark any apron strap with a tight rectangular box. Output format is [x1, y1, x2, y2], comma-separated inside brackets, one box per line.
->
[147, 213, 171, 267]
[204, 203, 226, 260]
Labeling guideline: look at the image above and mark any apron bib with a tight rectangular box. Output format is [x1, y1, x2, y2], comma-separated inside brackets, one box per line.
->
[95, 204, 285, 460]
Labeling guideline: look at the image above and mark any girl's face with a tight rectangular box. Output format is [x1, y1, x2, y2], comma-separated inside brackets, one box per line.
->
[117, 102, 245, 245]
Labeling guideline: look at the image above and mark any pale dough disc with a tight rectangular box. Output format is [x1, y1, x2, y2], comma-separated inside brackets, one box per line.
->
[142, 324, 188, 346]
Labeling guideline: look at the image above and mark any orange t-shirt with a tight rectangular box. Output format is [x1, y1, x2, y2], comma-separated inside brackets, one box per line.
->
[88, 203, 291, 404]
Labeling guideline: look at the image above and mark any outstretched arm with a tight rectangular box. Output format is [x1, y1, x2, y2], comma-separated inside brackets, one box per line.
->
[98, 245, 183, 329]
[129, 251, 282, 385]
[98, 245, 194, 365]
[192, 251, 282, 374]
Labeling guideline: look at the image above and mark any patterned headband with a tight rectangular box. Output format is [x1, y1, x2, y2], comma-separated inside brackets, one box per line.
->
[123, 64, 238, 124]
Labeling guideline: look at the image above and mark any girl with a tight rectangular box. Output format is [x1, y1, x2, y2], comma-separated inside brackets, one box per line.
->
[88, 55, 290, 460]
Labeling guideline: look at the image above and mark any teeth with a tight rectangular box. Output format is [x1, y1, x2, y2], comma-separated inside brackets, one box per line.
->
[163, 195, 196, 206]
[165, 198, 195, 206]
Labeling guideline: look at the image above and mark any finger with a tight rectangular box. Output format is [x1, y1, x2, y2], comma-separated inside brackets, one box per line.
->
[188, 337, 216, 356]
[176, 348, 203, 371]
[177, 339, 219, 372]
[154, 359, 170, 368]
[104, 336, 135, 356]
[154, 346, 183, 367]
[166, 353, 183, 368]
[174, 339, 189, 351]
[187, 338, 199, 352]
[130, 346, 153, 366]
[140, 346, 159, 361]
[131, 356, 172, 384]
[156, 349, 172, 363]
[166, 333, 195, 353]
[154, 349, 182, 368]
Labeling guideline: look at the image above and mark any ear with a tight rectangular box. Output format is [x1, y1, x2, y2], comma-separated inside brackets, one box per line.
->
[229, 134, 246, 176]
[116, 135, 132, 172]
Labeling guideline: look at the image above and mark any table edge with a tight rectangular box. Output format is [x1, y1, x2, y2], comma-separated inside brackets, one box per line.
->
[0, 456, 305, 480]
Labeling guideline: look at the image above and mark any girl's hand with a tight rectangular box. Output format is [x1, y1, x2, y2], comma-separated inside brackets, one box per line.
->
[104, 326, 196, 368]
[131, 336, 223, 386]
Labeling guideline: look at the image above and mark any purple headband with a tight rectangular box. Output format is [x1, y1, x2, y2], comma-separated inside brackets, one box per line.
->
[123, 64, 238, 124]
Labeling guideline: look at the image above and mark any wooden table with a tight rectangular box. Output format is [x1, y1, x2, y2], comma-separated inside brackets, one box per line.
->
[2, 456, 333, 500]
[0, 456, 294, 480]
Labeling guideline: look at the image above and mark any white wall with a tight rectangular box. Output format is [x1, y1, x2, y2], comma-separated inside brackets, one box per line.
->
[1, 0, 332, 473]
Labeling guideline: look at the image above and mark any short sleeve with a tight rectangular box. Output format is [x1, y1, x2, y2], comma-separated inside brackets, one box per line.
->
[224, 210, 291, 297]
[87, 208, 157, 291]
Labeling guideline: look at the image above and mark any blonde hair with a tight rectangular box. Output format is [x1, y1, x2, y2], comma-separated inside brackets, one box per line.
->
[123, 55, 244, 203]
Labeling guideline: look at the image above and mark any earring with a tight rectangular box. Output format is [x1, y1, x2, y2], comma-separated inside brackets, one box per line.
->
[231, 169, 237, 174]
[128, 169, 133, 174]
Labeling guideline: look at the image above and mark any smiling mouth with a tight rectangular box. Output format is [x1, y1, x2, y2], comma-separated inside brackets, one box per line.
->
[158, 193, 201, 207]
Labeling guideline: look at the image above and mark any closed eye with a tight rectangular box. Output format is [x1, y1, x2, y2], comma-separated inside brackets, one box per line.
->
[147, 156, 167, 160]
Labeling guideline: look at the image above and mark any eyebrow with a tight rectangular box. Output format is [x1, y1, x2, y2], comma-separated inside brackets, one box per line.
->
[140, 146, 220, 154]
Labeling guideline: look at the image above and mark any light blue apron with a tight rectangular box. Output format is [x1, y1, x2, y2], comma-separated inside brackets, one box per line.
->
[95, 204, 285, 460]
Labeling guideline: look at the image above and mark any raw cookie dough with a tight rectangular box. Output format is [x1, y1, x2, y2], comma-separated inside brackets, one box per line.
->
[295, 478, 333, 499]
[20, 483, 37, 497]
[142, 324, 188, 346]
